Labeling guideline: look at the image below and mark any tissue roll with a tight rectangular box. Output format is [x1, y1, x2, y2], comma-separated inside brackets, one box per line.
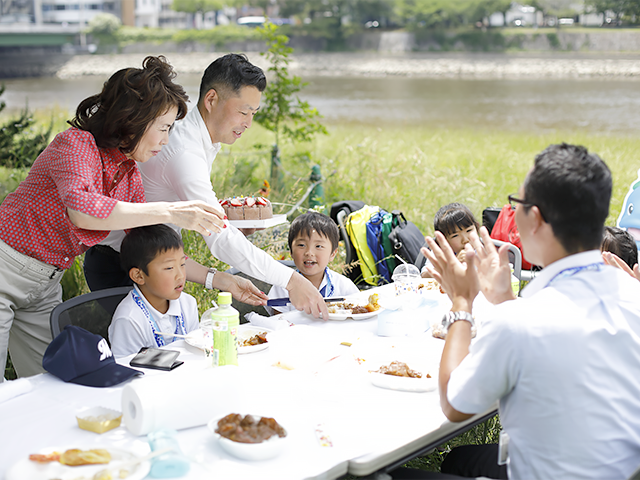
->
[122, 367, 240, 436]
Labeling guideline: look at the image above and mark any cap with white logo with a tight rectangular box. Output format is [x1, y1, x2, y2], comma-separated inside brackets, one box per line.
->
[43, 325, 142, 387]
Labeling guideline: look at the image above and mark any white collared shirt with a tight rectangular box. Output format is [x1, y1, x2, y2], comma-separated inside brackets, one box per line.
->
[266, 268, 359, 315]
[101, 107, 294, 288]
[109, 285, 199, 357]
[447, 250, 640, 480]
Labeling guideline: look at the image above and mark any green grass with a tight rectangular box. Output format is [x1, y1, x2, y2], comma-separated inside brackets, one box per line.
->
[3, 113, 639, 471]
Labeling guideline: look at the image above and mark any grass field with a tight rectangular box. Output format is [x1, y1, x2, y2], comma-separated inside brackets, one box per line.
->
[2, 109, 638, 473]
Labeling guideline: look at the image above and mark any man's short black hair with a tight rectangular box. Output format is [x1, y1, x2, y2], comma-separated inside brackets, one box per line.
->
[434, 203, 480, 237]
[121, 224, 184, 276]
[524, 143, 612, 253]
[602, 226, 638, 268]
[288, 212, 340, 252]
[198, 53, 266, 102]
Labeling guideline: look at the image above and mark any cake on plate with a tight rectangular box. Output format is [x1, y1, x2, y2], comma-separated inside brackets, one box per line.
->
[220, 196, 273, 221]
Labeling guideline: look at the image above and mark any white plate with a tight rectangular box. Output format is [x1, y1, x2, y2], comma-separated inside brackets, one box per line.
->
[188, 325, 271, 354]
[237, 325, 271, 354]
[5, 447, 151, 480]
[369, 371, 437, 393]
[326, 309, 383, 321]
[228, 214, 288, 229]
[207, 415, 288, 461]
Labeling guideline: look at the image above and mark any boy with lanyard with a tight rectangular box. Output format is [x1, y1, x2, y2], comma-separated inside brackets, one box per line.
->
[109, 225, 199, 357]
[267, 212, 359, 315]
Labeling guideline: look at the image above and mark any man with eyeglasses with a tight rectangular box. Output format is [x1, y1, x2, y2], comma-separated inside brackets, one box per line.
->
[392, 143, 640, 479]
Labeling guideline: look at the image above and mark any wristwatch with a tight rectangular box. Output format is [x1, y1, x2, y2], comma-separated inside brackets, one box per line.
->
[441, 311, 475, 336]
[205, 267, 217, 290]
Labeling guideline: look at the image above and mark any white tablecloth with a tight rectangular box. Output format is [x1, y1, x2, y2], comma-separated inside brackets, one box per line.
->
[0, 285, 496, 480]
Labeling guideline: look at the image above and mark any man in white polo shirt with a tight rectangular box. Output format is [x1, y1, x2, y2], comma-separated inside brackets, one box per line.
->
[394, 143, 640, 479]
[84, 53, 328, 319]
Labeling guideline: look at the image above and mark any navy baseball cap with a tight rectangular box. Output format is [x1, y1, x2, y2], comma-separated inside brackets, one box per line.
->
[43, 325, 142, 387]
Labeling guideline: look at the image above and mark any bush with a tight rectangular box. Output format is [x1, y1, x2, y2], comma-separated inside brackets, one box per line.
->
[172, 24, 261, 47]
[0, 85, 52, 169]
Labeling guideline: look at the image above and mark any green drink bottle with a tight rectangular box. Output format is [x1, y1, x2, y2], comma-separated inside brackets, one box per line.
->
[206, 292, 239, 367]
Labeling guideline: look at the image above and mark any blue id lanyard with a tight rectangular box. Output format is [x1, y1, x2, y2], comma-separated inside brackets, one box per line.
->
[546, 262, 604, 288]
[131, 288, 186, 347]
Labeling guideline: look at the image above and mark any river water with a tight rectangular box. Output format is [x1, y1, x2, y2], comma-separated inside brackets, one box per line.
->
[2, 73, 639, 134]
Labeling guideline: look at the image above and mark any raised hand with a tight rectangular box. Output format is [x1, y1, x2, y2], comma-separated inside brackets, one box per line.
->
[467, 226, 516, 305]
[602, 251, 640, 282]
[423, 231, 479, 312]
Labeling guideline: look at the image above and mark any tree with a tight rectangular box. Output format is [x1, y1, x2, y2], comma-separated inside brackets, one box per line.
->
[172, 0, 224, 27]
[254, 22, 327, 188]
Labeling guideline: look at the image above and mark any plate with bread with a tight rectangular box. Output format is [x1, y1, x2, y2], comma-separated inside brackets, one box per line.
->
[7, 447, 151, 480]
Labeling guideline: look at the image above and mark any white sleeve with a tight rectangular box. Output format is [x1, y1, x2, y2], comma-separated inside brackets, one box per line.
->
[182, 293, 200, 332]
[164, 149, 294, 288]
[447, 307, 521, 414]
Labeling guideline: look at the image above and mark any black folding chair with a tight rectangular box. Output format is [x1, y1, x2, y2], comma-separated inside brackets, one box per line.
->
[50, 286, 133, 344]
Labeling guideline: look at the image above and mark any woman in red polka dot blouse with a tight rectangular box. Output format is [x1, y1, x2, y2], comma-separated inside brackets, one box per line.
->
[0, 56, 226, 379]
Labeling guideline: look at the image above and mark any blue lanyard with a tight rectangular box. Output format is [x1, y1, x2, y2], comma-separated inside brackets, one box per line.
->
[546, 262, 604, 288]
[131, 288, 186, 347]
[295, 267, 335, 298]
[319, 268, 335, 298]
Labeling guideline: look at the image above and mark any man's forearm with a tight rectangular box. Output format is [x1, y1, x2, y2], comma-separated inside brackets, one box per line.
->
[439, 314, 474, 422]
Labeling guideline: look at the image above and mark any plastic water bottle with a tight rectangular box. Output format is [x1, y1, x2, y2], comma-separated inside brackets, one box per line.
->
[509, 264, 520, 296]
[201, 292, 239, 367]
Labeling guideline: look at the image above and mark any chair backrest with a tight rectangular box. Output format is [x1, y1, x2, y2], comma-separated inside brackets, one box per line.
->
[224, 260, 296, 321]
[492, 239, 522, 281]
[336, 210, 354, 265]
[50, 286, 133, 343]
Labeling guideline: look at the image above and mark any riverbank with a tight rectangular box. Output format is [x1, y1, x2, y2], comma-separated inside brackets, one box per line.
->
[56, 51, 640, 80]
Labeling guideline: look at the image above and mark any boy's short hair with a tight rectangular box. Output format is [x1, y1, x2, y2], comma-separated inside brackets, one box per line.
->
[602, 226, 638, 269]
[121, 224, 184, 276]
[434, 203, 480, 237]
[288, 212, 340, 252]
[198, 53, 266, 102]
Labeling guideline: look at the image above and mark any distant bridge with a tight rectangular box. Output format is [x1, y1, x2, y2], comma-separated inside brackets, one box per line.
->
[0, 24, 83, 78]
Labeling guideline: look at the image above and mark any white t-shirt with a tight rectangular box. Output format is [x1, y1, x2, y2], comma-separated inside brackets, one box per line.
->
[266, 268, 359, 315]
[447, 250, 640, 480]
[101, 107, 293, 288]
[109, 285, 199, 357]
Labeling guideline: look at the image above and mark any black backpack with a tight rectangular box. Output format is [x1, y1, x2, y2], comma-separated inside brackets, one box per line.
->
[387, 210, 425, 267]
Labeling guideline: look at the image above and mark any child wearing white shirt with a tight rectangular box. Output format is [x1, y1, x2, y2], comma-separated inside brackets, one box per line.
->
[109, 225, 199, 357]
[267, 212, 359, 314]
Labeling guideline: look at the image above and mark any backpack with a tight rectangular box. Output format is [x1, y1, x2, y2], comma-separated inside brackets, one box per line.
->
[490, 204, 534, 270]
[345, 205, 382, 286]
[387, 210, 425, 267]
[366, 210, 393, 283]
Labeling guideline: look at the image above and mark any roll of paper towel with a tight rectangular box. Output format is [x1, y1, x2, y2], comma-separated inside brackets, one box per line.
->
[122, 366, 241, 436]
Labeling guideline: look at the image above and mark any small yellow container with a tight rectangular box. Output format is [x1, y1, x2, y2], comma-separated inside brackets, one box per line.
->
[76, 406, 122, 434]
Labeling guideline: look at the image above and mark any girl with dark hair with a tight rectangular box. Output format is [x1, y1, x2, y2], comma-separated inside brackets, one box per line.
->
[422, 203, 480, 278]
[0, 56, 224, 379]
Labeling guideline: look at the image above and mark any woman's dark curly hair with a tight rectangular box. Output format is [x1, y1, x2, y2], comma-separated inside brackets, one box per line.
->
[69, 56, 189, 155]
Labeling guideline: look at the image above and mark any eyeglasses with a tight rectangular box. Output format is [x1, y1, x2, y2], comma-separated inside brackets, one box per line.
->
[508, 194, 533, 209]
[508, 194, 546, 221]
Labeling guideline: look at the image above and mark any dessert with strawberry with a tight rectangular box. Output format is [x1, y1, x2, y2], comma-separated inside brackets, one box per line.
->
[220, 196, 273, 221]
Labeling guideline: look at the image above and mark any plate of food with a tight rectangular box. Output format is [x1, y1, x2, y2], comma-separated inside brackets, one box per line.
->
[6, 447, 151, 480]
[326, 293, 383, 321]
[368, 360, 437, 393]
[186, 325, 271, 354]
[207, 413, 288, 461]
[237, 325, 271, 354]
